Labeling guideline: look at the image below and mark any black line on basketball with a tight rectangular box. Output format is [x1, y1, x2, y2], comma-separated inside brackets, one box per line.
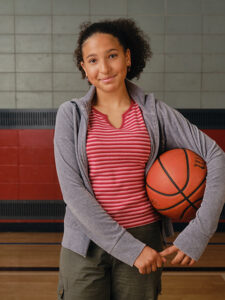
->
[157, 149, 198, 210]
[146, 182, 181, 197]
[156, 176, 206, 212]
[179, 198, 203, 220]
[146, 149, 190, 197]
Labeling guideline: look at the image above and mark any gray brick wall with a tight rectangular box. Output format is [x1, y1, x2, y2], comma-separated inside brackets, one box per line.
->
[0, 0, 224, 108]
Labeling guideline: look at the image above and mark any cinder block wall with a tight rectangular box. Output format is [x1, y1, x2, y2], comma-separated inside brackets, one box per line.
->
[0, 0, 224, 109]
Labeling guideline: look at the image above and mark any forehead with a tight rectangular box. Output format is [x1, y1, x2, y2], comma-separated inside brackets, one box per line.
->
[82, 33, 122, 52]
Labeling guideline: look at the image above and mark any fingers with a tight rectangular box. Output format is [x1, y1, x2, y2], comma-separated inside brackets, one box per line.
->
[175, 254, 196, 266]
[138, 264, 152, 275]
[138, 263, 158, 274]
[136, 256, 163, 274]
[160, 246, 196, 266]
[160, 245, 178, 257]
[189, 259, 196, 266]
[146, 265, 151, 274]
[134, 246, 166, 275]
[151, 262, 157, 272]
[180, 255, 191, 265]
[171, 250, 185, 265]
[156, 256, 163, 268]
[161, 256, 167, 264]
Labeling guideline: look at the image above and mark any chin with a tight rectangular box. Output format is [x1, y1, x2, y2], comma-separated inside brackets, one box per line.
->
[102, 82, 122, 92]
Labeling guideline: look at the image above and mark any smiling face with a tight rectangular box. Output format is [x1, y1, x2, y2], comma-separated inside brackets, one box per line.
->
[80, 33, 131, 94]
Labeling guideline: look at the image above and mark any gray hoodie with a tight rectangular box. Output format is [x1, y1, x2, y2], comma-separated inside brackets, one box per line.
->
[54, 79, 225, 266]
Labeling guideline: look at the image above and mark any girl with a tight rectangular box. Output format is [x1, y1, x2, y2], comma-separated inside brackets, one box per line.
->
[54, 18, 225, 300]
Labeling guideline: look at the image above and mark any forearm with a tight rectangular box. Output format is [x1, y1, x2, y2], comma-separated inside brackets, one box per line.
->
[157, 100, 225, 260]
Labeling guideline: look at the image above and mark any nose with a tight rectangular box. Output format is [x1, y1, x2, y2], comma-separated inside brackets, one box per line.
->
[99, 59, 110, 74]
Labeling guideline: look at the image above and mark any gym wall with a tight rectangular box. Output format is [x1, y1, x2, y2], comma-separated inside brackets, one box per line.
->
[0, 0, 225, 231]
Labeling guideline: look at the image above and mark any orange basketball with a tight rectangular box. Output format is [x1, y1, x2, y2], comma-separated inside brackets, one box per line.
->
[146, 148, 207, 222]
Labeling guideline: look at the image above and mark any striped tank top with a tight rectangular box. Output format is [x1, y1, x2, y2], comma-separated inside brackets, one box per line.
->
[86, 99, 160, 228]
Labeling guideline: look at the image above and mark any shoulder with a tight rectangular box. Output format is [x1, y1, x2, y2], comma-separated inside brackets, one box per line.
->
[54, 100, 81, 138]
[56, 99, 79, 119]
[154, 97, 185, 123]
[57, 100, 74, 113]
[143, 94, 190, 133]
[140, 92, 174, 118]
[55, 100, 80, 131]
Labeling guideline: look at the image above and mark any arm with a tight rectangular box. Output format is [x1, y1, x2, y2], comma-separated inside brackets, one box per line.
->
[156, 100, 225, 261]
[54, 102, 147, 266]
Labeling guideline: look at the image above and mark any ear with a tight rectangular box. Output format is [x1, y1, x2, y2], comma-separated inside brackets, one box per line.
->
[80, 61, 87, 77]
[125, 48, 131, 66]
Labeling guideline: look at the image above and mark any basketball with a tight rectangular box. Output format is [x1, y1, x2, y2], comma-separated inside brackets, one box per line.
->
[146, 148, 207, 222]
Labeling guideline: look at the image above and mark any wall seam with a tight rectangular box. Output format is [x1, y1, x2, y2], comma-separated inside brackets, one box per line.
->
[51, 0, 54, 108]
[164, 0, 167, 101]
[89, 0, 91, 17]
[13, 0, 17, 108]
[200, 0, 204, 108]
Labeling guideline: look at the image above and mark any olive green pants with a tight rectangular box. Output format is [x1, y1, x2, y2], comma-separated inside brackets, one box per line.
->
[57, 222, 163, 300]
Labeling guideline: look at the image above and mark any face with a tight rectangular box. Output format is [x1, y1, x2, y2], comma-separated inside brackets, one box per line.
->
[80, 33, 131, 93]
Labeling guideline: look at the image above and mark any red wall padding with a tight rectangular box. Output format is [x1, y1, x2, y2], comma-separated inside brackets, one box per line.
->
[0, 129, 225, 201]
[0, 128, 225, 227]
[0, 129, 62, 201]
[202, 129, 225, 152]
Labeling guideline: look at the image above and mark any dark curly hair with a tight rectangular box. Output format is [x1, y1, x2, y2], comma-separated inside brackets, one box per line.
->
[74, 18, 152, 81]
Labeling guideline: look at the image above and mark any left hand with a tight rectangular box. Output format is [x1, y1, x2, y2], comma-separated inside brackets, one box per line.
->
[160, 245, 196, 266]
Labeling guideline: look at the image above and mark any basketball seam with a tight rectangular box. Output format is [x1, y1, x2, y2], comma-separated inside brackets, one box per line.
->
[146, 149, 207, 220]
[151, 176, 206, 212]
[147, 148, 191, 197]
[179, 197, 203, 220]
[146, 182, 181, 197]
[157, 149, 198, 212]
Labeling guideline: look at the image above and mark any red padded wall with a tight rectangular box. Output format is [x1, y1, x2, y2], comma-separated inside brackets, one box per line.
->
[0, 129, 224, 202]
[0, 129, 62, 201]
[202, 129, 225, 152]
[0, 128, 224, 226]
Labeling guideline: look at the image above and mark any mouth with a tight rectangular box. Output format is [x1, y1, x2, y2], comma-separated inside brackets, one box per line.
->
[99, 75, 116, 83]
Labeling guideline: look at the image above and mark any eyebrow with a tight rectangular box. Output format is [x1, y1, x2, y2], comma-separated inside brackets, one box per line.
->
[86, 48, 118, 59]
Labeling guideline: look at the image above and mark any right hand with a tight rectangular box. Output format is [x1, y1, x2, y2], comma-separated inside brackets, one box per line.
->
[134, 246, 166, 274]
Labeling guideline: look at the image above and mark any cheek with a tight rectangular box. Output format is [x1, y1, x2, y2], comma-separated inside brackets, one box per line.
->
[118, 61, 128, 75]
[86, 67, 97, 78]
[118, 58, 128, 70]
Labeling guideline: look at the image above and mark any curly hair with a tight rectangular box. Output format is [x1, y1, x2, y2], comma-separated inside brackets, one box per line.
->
[74, 18, 152, 81]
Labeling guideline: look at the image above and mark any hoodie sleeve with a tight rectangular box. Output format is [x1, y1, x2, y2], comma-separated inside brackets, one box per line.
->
[156, 99, 225, 261]
[54, 101, 146, 266]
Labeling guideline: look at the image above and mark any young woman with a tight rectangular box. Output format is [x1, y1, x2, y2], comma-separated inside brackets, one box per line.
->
[54, 19, 225, 300]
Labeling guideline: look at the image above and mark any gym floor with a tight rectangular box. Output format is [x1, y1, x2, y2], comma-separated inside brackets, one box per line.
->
[0, 232, 224, 299]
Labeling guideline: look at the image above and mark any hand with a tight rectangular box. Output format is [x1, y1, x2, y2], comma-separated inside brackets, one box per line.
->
[160, 245, 196, 266]
[134, 246, 167, 275]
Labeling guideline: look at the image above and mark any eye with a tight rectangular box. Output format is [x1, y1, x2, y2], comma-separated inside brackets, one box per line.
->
[88, 58, 97, 64]
[109, 53, 118, 59]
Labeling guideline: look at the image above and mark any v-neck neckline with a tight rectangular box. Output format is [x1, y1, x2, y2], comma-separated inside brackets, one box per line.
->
[92, 100, 134, 129]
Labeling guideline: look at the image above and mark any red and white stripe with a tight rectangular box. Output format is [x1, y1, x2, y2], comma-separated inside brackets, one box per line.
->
[86, 100, 160, 228]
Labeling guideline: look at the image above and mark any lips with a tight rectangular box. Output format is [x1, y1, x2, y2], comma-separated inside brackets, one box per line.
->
[100, 75, 116, 82]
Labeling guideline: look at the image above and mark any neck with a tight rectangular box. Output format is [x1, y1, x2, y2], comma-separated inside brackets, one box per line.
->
[94, 81, 131, 109]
